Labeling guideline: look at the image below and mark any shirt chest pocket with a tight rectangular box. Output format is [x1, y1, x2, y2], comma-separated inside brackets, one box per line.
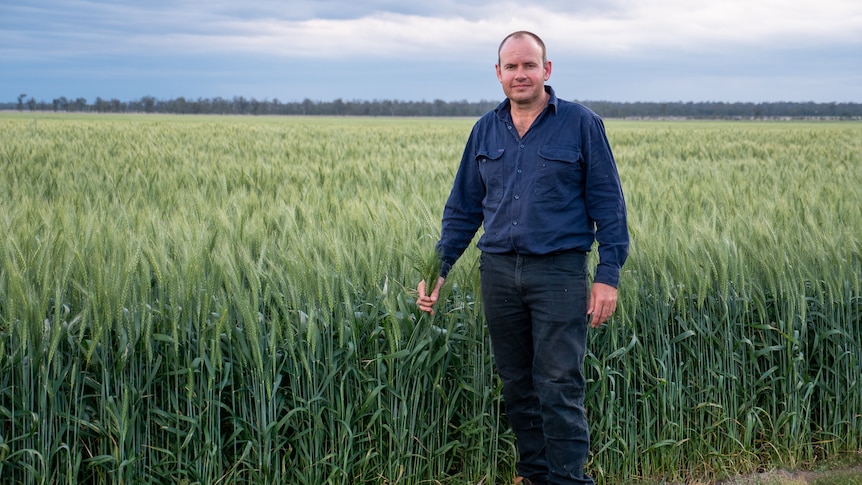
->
[476, 148, 506, 202]
[534, 145, 583, 200]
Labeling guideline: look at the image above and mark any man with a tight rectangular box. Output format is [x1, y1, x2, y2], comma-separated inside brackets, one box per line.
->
[416, 31, 629, 485]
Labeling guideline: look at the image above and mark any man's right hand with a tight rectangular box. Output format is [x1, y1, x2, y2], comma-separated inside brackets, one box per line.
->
[416, 277, 445, 314]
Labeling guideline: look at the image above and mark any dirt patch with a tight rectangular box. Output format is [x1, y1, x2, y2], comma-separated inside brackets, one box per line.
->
[717, 465, 862, 484]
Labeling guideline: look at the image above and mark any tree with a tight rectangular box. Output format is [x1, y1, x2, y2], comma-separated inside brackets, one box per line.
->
[141, 96, 156, 113]
[52, 97, 68, 111]
[94, 97, 109, 112]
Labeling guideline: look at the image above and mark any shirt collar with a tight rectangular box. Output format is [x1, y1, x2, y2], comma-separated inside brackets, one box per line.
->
[495, 85, 559, 120]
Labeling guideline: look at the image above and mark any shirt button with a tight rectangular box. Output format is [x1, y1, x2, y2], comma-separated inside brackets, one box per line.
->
[520, 144, 525, 149]
[514, 195, 520, 200]
[512, 221, 518, 225]
[517, 169, 522, 174]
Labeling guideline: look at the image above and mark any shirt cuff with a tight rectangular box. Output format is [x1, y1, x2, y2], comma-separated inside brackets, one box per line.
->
[439, 260, 453, 280]
[593, 264, 620, 288]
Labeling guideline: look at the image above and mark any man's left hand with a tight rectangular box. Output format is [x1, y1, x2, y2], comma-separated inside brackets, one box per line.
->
[587, 282, 618, 328]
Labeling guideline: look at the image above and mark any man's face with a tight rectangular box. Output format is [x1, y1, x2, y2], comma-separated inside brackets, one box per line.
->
[495, 36, 551, 107]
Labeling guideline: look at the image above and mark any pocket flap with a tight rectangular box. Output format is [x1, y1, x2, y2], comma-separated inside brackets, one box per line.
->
[538, 146, 580, 163]
[476, 148, 505, 161]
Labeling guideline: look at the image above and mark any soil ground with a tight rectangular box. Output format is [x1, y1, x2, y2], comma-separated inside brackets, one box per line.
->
[715, 465, 862, 484]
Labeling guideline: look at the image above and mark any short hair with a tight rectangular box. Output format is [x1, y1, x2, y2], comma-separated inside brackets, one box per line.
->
[497, 31, 547, 65]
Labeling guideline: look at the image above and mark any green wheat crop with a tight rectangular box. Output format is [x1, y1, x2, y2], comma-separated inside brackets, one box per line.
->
[0, 114, 859, 484]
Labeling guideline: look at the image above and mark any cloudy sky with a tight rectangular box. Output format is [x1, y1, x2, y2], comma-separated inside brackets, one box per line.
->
[2, 0, 861, 104]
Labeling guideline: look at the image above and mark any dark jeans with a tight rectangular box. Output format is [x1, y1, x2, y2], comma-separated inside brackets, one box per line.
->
[479, 251, 594, 485]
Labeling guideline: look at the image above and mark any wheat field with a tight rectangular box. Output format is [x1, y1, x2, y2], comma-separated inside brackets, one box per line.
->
[0, 113, 859, 484]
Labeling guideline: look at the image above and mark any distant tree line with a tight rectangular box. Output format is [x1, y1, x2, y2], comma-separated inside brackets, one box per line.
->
[7, 93, 862, 119]
[583, 100, 862, 119]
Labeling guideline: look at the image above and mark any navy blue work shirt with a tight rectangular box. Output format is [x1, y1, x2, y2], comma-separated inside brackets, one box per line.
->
[436, 86, 629, 288]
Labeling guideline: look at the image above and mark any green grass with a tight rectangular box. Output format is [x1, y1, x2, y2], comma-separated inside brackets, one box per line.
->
[0, 113, 860, 484]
